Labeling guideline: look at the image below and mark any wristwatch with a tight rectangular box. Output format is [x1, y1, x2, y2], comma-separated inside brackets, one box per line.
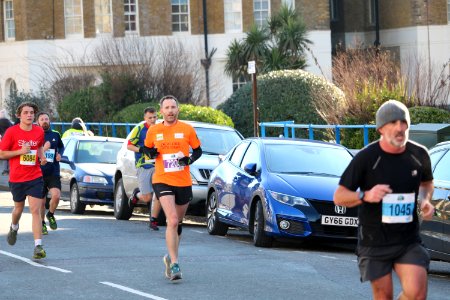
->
[358, 191, 365, 202]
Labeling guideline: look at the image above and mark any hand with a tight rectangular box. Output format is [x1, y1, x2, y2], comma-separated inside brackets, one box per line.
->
[143, 146, 159, 158]
[363, 184, 392, 203]
[420, 200, 435, 221]
[138, 146, 144, 154]
[56, 153, 61, 162]
[21, 143, 31, 155]
[43, 141, 51, 151]
[40, 157, 47, 166]
[178, 156, 192, 166]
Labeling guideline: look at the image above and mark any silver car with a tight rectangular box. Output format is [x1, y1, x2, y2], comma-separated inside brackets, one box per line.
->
[113, 121, 244, 220]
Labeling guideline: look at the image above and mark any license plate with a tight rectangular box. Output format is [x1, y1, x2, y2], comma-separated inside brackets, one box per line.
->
[321, 215, 359, 227]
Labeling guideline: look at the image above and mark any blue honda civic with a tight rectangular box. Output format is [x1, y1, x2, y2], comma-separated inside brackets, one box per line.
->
[206, 138, 357, 247]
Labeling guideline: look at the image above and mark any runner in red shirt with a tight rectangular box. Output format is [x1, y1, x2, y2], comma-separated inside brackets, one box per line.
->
[0, 102, 48, 259]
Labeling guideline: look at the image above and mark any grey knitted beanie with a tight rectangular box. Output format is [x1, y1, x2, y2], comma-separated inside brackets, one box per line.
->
[375, 100, 410, 130]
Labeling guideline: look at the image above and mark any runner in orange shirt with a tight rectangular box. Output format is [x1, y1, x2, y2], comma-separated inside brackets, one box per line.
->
[144, 95, 202, 281]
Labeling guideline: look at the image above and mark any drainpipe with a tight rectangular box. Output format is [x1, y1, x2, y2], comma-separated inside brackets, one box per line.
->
[201, 0, 211, 106]
[374, 0, 380, 48]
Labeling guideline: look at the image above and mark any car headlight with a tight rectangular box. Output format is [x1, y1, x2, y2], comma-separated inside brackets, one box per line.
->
[82, 175, 108, 184]
[268, 190, 309, 207]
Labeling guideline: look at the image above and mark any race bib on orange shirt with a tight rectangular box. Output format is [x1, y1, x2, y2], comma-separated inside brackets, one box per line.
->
[162, 153, 184, 172]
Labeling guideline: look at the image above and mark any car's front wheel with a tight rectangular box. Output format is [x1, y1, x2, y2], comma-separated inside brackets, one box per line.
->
[70, 182, 86, 214]
[253, 200, 273, 247]
[114, 178, 133, 220]
[206, 190, 228, 236]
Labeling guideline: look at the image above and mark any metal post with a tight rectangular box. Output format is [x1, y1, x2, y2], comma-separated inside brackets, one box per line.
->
[252, 73, 259, 137]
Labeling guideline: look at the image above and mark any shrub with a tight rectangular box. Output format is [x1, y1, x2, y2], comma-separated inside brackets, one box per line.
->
[409, 106, 450, 124]
[218, 69, 345, 137]
[113, 102, 235, 126]
[5, 89, 54, 121]
[57, 86, 108, 122]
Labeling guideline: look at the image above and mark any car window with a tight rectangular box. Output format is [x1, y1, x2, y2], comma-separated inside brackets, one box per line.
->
[195, 127, 243, 155]
[433, 150, 450, 181]
[229, 142, 250, 166]
[264, 144, 353, 177]
[240, 142, 260, 169]
[62, 139, 76, 160]
[429, 149, 447, 169]
[77, 141, 122, 164]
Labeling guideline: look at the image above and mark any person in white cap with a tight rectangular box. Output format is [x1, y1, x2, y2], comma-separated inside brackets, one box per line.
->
[334, 100, 435, 300]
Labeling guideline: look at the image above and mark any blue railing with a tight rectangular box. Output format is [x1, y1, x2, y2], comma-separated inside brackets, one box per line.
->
[51, 121, 377, 146]
[259, 121, 377, 146]
[51, 122, 138, 138]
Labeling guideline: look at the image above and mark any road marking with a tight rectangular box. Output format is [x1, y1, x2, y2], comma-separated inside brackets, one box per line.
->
[100, 282, 168, 300]
[191, 230, 204, 234]
[0, 250, 72, 273]
[319, 255, 337, 259]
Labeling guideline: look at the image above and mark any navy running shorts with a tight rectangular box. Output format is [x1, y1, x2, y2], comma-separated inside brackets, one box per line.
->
[9, 177, 44, 202]
[153, 183, 192, 205]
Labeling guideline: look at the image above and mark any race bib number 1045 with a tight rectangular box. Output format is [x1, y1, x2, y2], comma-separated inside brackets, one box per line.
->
[382, 193, 415, 224]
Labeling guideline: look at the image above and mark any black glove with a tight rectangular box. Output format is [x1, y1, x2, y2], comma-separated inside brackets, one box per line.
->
[138, 146, 144, 154]
[143, 146, 159, 158]
[178, 156, 192, 166]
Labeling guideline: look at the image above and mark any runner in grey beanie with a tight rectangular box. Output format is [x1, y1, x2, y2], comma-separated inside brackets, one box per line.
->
[375, 100, 410, 131]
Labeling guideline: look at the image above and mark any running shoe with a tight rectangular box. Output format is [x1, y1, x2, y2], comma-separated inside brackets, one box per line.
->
[149, 220, 159, 231]
[33, 245, 46, 259]
[47, 213, 57, 230]
[42, 222, 48, 235]
[163, 254, 171, 279]
[128, 188, 140, 206]
[169, 263, 182, 281]
[7, 226, 18, 245]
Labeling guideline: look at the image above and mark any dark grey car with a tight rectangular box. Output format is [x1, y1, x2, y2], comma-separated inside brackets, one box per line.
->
[113, 121, 243, 220]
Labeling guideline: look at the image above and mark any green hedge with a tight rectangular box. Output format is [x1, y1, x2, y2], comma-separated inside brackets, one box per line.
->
[409, 106, 450, 124]
[112, 102, 235, 126]
[218, 69, 345, 137]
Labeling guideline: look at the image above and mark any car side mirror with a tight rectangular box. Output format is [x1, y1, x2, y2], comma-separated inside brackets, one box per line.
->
[60, 155, 70, 164]
[218, 154, 225, 163]
[244, 163, 257, 176]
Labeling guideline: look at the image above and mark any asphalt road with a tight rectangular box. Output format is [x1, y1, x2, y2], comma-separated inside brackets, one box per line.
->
[0, 191, 449, 300]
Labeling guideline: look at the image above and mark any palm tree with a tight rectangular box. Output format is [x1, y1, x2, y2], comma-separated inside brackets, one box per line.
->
[225, 5, 311, 81]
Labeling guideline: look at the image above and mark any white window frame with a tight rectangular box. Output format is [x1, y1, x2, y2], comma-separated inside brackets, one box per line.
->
[95, 0, 113, 35]
[64, 0, 84, 38]
[232, 74, 248, 92]
[5, 79, 17, 99]
[3, 0, 15, 41]
[253, 0, 270, 28]
[171, 0, 190, 33]
[124, 0, 139, 34]
[330, 0, 339, 21]
[224, 0, 242, 33]
[281, 0, 295, 9]
[368, 0, 376, 26]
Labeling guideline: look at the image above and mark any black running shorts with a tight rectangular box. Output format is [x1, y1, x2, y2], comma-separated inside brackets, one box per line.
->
[357, 242, 430, 282]
[153, 183, 193, 205]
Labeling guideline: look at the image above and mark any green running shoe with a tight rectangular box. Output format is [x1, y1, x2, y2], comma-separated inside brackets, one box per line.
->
[33, 245, 46, 259]
[47, 213, 57, 230]
[42, 222, 48, 235]
[163, 254, 171, 279]
[7, 226, 18, 245]
[169, 263, 182, 281]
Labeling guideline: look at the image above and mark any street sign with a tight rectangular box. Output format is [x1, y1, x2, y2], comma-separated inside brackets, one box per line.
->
[248, 61, 256, 74]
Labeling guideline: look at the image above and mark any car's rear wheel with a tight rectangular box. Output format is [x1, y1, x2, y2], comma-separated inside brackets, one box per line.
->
[70, 182, 86, 214]
[253, 200, 273, 247]
[114, 178, 133, 220]
[206, 190, 228, 236]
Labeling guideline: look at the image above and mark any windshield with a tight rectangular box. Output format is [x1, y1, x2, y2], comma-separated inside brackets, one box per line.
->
[265, 143, 353, 177]
[195, 127, 243, 155]
[77, 140, 122, 164]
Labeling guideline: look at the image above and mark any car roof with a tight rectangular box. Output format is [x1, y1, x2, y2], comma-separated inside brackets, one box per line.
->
[245, 137, 350, 149]
[62, 135, 125, 143]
